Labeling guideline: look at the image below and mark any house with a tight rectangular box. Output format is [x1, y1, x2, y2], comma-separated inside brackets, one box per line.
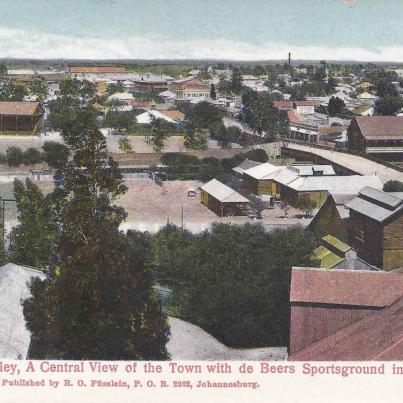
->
[232, 159, 262, 176]
[135, 109, 184, 125]
[279, 175, 382, 209]
[107, 92, 135, 104]
[0, 102, 44, 135]
[133, 73, 172, 90]
[200, 179, 250, 217]
[308, 193, 355, 242]
[168, 77, 210, 102]
[311, 234, 375, 270]
[356, 91, 377, 101]
[347, 116, 403, 157]
[351, 104, 374, 116]
[0, 263, 46, 359]
[346, 186, 403, 270]
[289, 267, 403, 360]
[273, 100, 315, 115]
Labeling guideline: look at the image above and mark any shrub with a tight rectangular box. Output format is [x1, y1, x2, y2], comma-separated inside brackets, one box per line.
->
[6, 147, 24, 167]
[42, 141, 70, 169]
[23, 148, 43, 165]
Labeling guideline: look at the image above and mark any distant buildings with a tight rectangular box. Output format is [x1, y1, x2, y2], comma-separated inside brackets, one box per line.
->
[69, 66, 139, 81]
[135, 109, 184, 125]
[168, 77, 210, 102]
[0, 101, 44, 135]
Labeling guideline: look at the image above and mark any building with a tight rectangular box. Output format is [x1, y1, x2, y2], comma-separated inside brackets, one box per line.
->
[346, 186, 403, 270]
[289, 267, 403, 360]
[107, 92, 135, 104]
[232, 159, 262, 176]
[69, 66, 141, 81]
[135, 109, 184, 125]
[133, 73, 172, 91]
[273, 100, 315, 115]
[0, 102, 44, 135]
[347, 116, 403, 158]
[351, 104, 374, 116]
[168, 77, 210, 102]
[308, 193, 355, 243]
[200, 179, 250, 217]
[0, 263, 46, 359]
[311, 234, 375, 270]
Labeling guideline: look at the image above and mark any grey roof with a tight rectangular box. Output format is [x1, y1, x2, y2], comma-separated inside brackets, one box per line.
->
[287, 164, 335, 176]
[346, 186, 403, 223]
[243, 162, 280, 180]
[0, 263, 45, 359]
[201, 179, 250, 203]
[232, 159, 262, 175]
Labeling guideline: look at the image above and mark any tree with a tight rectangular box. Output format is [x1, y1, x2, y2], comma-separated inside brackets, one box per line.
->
[210, 124, 242, 148]
[376, 96, 403, 116]
[383, 180, 403, 192]
[296, 197, 317, 217]
[118, 136, 133, 152]
[210, 83, 217, 100]
[185, 101, 224, 129]
[42, 141, 70, 169]
[23, 147, 43, 165]
[0, 77, 27, 101]
[29, 74, 48, 101]
[152, 224, 316, 348]
[6, 147, 24, 166]
[230, 68, 243, 94]
[106, 81, 125, 96]
[183, 126, 207, 150]
[328, 96, 345, 117]
[9, 179, 57, 269]
[148, 118, 170, 152]
[23, 92, 169, 360]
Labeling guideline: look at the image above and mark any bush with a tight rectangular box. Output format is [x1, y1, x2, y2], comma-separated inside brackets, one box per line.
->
[23, 148, 43, 165]
[42, 141, 70, 169]
[383, 180, 403, 192]
[160, 153, 199, 166]
[6, 147, 24, 167]
[118, 137, 132, 152]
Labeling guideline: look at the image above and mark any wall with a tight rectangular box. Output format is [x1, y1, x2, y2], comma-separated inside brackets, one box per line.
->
[383, 213, 403, 270]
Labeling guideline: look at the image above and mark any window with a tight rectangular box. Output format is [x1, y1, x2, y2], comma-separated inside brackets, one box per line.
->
[355, 228, 365, 242]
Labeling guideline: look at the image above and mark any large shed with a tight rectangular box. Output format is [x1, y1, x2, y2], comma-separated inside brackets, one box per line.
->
[0, 101, 44, 135]
[200, 179, 250, 217]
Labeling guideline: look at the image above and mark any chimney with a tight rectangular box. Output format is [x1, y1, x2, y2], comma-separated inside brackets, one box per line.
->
[288, 52, 291, 66]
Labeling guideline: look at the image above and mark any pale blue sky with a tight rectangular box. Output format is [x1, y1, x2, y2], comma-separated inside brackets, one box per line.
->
[1, 0, 403, 60]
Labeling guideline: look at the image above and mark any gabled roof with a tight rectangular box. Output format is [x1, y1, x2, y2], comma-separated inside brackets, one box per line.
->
[290, 267, 403, 307]
[287, 164, 335, 176]
[232, 159, 262, 175]
[322, 234, 351, 253]
[311, 245, 345, 269]
[242, 163, 280, 180]
[70, 66, 127, 73]
[201, 179, 249, 203]
[0, 101, 41, 116]
[354, 116, 403, 140]
[346, 186, 403, 223]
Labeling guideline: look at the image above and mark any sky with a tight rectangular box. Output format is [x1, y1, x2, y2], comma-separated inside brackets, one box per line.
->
[1, 0, 403, 61]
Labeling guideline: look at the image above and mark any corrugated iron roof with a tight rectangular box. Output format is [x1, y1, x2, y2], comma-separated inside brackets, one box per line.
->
[322, 234, 351, 253]
[243, 163, 280, 180]
[311, 246, 345, 269]
[290, 267, 403, 307]
[0, 101, 41, 116]
[355, 116, 403, 140]
[201, 179, 250, 203]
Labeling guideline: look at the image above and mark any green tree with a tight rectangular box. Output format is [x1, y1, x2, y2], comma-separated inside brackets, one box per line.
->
[106, 81, 125, 96]
[296, 197, 317, 217]
[383, 180, 403, 192]
[328, 96, 345, 117]
[210, 83, 217, 100]
[148, 117, 170, 152]
[376, 96, 403, 116]
[29, 74, 48, 101]
[118, 136, 133, 152]
[230, 68, 243, 94]
[42, 141, 70, 169]
[23, 147, 43, 165]
[185, 101, 224, 129]
[6, 147, 24, 166]
[9, 179, 57, 269]
[23, 95, 169, 360]
[184, 126, 207, 150]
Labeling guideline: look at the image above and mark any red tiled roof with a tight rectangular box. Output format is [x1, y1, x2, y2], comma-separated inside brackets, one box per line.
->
[290, 267, 403, 308]
[157, 110, 184, 121]
[0, 101, 41, 116]
[289, 295, 403, 361]
[287, 110, 300, 123]
[354, 116, 403, 140]
[70, 66, 127, 73]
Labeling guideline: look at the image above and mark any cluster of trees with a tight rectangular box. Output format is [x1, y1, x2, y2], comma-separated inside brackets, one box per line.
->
[0, 141, 69, 168]
[327, 96, 346, 117]
[0, 65, 48, 101]
[242, 90, 289, 141]
[148, 223, 316, 348]
[8, 79, 170, 360]
[383, 180, 403, 192]
[159, 149, 268, 182]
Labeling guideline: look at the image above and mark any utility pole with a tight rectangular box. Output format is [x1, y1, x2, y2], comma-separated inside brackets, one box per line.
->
[181, 205, 184, 229]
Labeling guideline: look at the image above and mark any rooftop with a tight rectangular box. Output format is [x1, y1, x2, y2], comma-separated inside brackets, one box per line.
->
[70, 66, 127, 73]
[201, 179, 249, 203]
[354, 116, 403, 140]
[0, 101, 41, 116]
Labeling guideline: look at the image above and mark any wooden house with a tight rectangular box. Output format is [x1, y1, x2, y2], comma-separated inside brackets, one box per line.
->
[200, 179, 250, 217]
[0, 102, 44, 135]
[346, 186, 403, 270]
[289, 267, 403, 360]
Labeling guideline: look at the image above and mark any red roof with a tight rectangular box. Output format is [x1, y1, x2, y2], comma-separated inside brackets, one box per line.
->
[70, 66, 126, 74]
[289, 295, 403, 361]
[354, 116, 403, 140]
[0, 102, 42, 116]
[290, 267, 403, 308]
[287, 110, 300, 123]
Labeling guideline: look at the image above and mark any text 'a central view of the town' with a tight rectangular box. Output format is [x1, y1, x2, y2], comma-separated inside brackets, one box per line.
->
[2, 7, 403, 363]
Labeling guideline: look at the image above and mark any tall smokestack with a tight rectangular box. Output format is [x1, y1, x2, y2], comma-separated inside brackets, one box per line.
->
[288, 52, 291, 66]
